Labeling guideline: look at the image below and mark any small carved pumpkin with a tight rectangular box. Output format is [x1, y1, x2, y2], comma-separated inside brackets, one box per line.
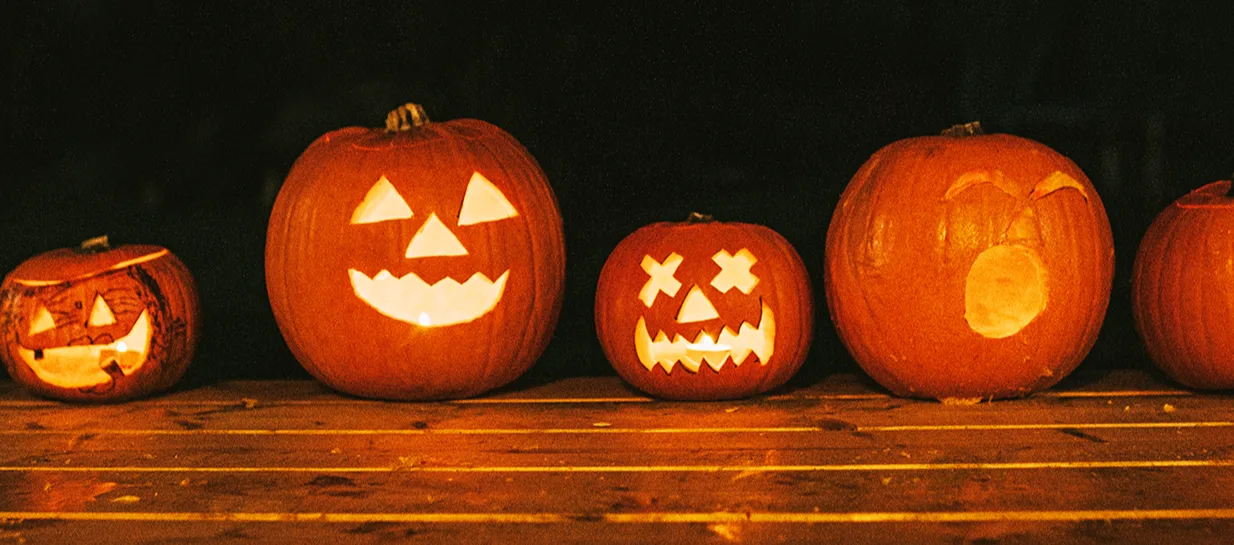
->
[0, 236, 199, 402]
[595, 214, 813, 400]
[266, 103, 565, 400]
[825, 123, 1114, 400]
[1132, 179, 1234, 390]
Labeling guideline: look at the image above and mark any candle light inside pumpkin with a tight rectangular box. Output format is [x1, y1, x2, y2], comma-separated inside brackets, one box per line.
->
[685, 332, 731, 362]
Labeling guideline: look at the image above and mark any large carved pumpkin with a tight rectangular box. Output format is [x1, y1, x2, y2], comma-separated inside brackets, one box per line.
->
[266, 103, 565, 400]
[1132, 179, 1234, 390]
[0, 236, 199, 402]
[825, 123, 1114, 400]
[596, 214, 813, 400]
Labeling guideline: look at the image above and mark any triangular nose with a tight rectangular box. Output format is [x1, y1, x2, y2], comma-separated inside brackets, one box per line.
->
[676, 285, 719, 323]
[405, 213, 469, 258]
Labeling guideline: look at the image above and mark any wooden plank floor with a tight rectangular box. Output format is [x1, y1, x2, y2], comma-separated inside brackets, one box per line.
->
[0, 370, 1231, 544]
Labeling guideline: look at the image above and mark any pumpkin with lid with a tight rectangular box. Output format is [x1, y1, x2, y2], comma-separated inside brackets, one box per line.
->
[1132, 179, 1234, 390]
[0, 236, 200, 402]
[266, 103, 565, 400]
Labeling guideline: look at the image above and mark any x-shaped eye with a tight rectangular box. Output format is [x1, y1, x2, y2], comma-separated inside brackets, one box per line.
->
[639, 253, 683, 307]
[711, 249, 758, 294]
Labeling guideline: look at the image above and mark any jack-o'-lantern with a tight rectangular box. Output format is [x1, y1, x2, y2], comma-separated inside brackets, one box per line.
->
[0, 236, 199, 402]
[1132, 179, 1234, 390]
[825, 123, 1114, 401]
[596, 214, 813, 400]
[266, 103, 565, 400]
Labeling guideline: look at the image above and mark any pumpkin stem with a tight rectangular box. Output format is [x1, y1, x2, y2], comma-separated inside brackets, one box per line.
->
[686, 212, 715, 224]
[941, 121, 985, 137]
[385, 103, 431, 132]
[78, 235, 111, 254]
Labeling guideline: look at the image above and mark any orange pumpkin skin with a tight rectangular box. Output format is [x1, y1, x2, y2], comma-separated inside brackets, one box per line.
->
[825, 128, 1113, 400]
[1132, 181, 1234, 390]
[0, 240, 200, 402]
[595, 217, 813, 400]
[265, 104, 565, 400]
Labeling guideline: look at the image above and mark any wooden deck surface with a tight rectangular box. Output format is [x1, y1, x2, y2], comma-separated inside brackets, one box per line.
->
[0, 370, 1231, 544]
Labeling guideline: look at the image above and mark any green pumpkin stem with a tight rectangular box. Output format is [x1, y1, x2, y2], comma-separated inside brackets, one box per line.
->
[941, 121, 984, 137]
[686, 212, 715, 224]
[385, 103, 431, 132]
[78, 235, 111, 254]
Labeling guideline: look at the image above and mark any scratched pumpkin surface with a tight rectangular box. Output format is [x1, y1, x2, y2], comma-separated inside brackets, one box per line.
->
[825, 125, 1114, 400]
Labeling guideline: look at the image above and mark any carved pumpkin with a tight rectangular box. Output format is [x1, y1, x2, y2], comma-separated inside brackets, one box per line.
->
[266, 103, 565, 400]
[595, 214, 813, 400]
[0, 236, 199, 402]
[1132, 179, 1234, 390]
[825, 123, 1114, 401]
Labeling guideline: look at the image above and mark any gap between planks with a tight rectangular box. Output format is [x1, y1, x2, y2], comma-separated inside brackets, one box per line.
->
[3, 508, 1234, 524]
[2, 459, 1233, 473]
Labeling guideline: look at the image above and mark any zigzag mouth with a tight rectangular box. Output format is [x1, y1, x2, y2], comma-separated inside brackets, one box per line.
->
[635, 301, 774, 373]
[348, 268, 509, 327]
[17, 310, 152, 389]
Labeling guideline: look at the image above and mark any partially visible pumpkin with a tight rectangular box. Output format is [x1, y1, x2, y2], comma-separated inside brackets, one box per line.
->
[1132, 179, 1234, 390]
[0, 236, 200, 402]
[596, 214, 813, 400]
[266, 103, 565, 400]
[825, 122, 1114, 401]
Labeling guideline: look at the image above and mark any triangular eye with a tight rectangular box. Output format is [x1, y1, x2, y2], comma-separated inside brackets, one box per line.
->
[28, 305, 55, 336]
[351, 176, 413, 224]
[458, 172, 518, 226]
[89, 294, 117, 327]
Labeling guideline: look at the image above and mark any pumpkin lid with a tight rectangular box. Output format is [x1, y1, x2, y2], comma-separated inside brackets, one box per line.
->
[1175, 180, 1234, 209]
[6, 236, 171, 287]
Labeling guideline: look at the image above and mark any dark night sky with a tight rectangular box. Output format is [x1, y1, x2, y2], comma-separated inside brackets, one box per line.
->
[5, 1, 1234, 386]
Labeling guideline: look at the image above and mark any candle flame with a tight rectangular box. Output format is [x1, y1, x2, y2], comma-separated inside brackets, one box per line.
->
[418, 312, 432, 326]
[116, 341, 128, 352]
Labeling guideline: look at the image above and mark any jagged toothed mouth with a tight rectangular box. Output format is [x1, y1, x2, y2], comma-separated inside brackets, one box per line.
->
[17, 310, 152, 389]
[635, 301, 775, 373]
[348, 269, 510, 327]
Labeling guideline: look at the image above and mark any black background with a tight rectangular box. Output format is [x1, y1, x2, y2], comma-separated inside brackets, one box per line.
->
[5, 1, 1234, 389]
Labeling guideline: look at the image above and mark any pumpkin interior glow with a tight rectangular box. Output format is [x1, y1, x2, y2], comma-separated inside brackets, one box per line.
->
[9, 261, 165, 390]
[633, 249, 774, 373]
[345, 170, 518, 327]
[18, 309, 151, 389]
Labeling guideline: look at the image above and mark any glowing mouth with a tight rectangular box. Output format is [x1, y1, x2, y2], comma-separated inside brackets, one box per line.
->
[635, 302, 775, 373]
[17, 310, 152, 389]
[348, 269, 510, 327]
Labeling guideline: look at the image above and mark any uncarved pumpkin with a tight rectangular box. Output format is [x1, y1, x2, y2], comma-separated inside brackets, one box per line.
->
[266, 103, 565, 400]
[825, 123, 1114, 400]
[596, 214, 813, 400]
[0, 236, 200, 402]
[1132, 180, 1234, 390]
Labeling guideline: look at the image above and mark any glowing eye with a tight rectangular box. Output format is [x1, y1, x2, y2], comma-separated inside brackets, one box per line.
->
[28, 305, 55, 336]
[88, 295, 116, 327]
[351, 176, 413, 224]
[639, 253, 683, 307]
[711, 249, 758, 294]
[457, 172, 518, 226]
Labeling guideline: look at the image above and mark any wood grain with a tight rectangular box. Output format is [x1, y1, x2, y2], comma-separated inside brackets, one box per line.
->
[0, 370, 1231, 544]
